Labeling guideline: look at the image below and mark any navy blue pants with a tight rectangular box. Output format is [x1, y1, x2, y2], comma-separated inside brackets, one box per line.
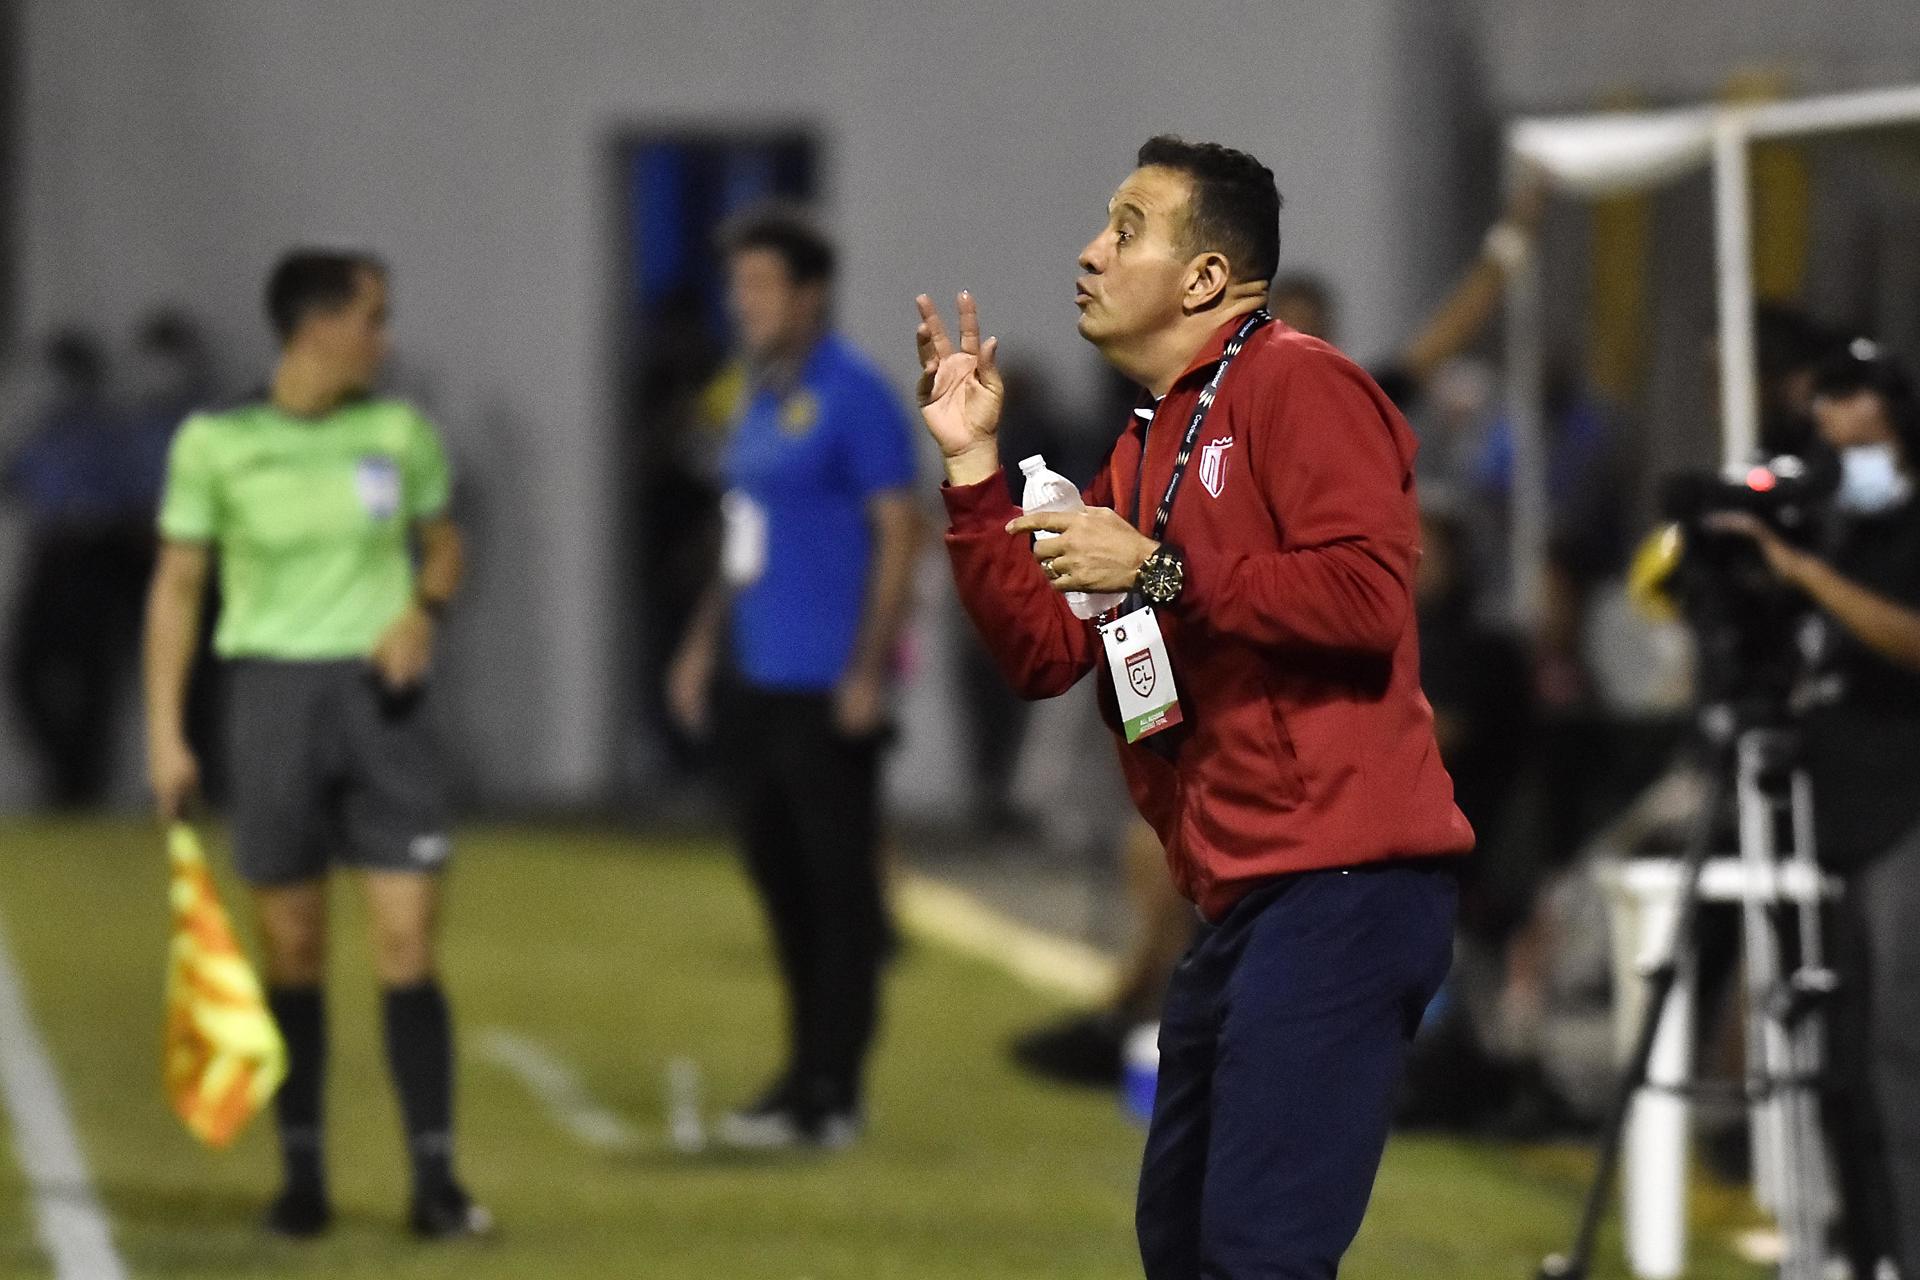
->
[1136, 861, 1458, 1279]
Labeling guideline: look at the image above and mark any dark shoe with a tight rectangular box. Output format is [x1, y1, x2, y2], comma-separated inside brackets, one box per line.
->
[718, 1074, 862, 1151]
[263, 1185, 333, 1238]
[410, 1183, 495, 1240]
[1010, 1013, 1125, 1088]
[810, 1107, 864, 1150]
[717, 1096, 808, 1150]
[717, 1101, 863, 1150]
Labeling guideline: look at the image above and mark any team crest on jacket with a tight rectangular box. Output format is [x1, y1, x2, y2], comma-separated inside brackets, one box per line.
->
[1198, 435, 1233, 498]
[1126, 649, 1156, 698]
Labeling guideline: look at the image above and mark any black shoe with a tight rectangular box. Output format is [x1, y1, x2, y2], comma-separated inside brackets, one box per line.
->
[718, 1074, 862, 1151]
[1010, 1013, 1126, 1088]
[263, 1185, 333, 1238]
[409, 1183, 494, 1240]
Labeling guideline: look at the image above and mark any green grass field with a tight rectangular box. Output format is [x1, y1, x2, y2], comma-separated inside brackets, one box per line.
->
[0, 819, 1765, 1279]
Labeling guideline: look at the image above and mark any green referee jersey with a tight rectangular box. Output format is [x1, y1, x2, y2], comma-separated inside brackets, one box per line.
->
[158, 397, 452, 660]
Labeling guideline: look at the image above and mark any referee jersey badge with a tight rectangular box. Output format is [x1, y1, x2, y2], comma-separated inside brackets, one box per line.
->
[1198, 436, 1233, 498]
[779, 390, 821, 438]
[355, 455, 402, 519]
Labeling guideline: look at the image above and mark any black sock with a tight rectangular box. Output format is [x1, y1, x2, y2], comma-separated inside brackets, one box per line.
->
[381, 980, 455, 1198]
[266, 986, 326, 1195]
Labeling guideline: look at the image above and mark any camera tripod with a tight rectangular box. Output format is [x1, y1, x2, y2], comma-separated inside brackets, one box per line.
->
[1540, 716, 1838, 1280]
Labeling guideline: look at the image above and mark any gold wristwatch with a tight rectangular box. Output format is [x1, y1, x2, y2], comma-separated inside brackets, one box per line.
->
[1136, 544, 1186, 607]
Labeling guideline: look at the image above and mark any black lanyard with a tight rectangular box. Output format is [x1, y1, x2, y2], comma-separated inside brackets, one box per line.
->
[1130, 309, 1270, 538]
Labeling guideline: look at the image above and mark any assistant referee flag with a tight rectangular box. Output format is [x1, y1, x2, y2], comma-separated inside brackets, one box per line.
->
[162, 825, 286, 1148]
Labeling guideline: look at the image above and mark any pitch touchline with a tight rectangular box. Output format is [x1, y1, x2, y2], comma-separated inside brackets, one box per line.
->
[895, 875, 1117, 1004]
[0, 908, 129, 1280]
[473, 1027, 645, 1152]
[470, 879, 1110, 1153]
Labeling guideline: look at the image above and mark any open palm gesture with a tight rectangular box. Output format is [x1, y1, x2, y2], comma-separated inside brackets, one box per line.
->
[914, 291, 1004, 462]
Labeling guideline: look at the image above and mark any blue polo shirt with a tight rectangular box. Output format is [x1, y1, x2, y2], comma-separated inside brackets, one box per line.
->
[724, 333, 917, 691]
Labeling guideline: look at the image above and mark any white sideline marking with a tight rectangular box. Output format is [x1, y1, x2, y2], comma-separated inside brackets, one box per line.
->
[474, 1028, 643, 1152]
[0, 910, 129, 1280]
[897, 875, 1117, 1003]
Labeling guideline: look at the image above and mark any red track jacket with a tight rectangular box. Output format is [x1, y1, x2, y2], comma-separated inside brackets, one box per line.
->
[942, 317, 1474, 919]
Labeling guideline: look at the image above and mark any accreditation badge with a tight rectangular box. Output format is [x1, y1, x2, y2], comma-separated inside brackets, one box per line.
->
[720, 488, 768, 587]
[1099, 606, 1182, 743]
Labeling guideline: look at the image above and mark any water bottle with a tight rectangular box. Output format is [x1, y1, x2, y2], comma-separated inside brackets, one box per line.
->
[1019, 455, 1127, 620]
[665, 1056, 706, 1153]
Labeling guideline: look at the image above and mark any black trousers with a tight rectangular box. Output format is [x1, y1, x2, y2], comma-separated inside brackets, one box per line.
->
[1136, 862, 1457, 1279]
[4, 528, 150, 807]
[1825, 825, 1920, 1278]
[720, 684, 889, 1111]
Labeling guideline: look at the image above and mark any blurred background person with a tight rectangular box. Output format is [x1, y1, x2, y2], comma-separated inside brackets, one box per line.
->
[666, 207, 921, 1150]
[1272, 167, 1546, 420]
[3, 327, 149, 808]
[1712, 340, 1920, 1279]
[143, 250, 487, 1240]
[124, 308, 216, 508]
[1752, 303, 1838, 459]
[1395, 501, 1541, 1130]
[953, 358, 1081, 839]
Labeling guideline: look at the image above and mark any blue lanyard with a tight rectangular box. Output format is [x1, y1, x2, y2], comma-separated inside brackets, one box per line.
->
[1132, 309, 1271, 539]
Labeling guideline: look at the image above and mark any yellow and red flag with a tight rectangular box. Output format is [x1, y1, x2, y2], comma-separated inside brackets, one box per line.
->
[162, 824, 286, 1147]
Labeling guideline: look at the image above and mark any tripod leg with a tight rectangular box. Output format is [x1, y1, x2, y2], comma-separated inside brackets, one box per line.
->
[1540, 763, 1731, 1280]
[1624, 960, 1692, 1278]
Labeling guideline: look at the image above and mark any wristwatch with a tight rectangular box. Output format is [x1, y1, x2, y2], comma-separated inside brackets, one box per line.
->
[1136, 544, 1186, 607]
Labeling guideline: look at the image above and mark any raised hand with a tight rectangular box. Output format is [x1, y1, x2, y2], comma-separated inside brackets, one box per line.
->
[914, 291, 1004, 485]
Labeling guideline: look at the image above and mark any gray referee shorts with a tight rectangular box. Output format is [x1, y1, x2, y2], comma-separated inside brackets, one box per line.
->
[224, 659, 454, 887]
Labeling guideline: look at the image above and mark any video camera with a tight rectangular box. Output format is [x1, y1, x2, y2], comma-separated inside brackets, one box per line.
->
[1652, 452, 1838, 718]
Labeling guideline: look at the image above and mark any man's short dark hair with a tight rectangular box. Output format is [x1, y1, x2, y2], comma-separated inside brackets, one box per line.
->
[265, 250, 386, 343]
[1136, 135, 1282, 285]
[719, 205, 836, 287]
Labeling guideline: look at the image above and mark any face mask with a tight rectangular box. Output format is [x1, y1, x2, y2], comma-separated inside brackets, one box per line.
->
[1836, 443, 1912, 515]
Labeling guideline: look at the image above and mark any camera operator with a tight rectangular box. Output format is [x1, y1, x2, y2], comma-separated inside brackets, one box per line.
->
[1712, 341, 1920, 1278]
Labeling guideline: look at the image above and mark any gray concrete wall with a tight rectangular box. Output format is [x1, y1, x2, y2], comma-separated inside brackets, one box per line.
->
[7, 0, 1433, 812]
[1477, 0, 1920, 110]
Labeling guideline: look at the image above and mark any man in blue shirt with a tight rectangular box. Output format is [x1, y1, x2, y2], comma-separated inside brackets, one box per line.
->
[3, 328, 150, 807]
[668, 207, 921, 1147]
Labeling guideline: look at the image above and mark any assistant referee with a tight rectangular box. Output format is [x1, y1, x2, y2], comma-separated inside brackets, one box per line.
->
[143, 250, 488, 1239]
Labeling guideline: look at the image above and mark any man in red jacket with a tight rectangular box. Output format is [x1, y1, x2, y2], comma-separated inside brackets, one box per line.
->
[914, 136, 1473, 1279]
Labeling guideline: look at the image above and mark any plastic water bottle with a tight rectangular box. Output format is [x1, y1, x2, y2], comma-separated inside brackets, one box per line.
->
[666, 1056, 706, 1153]
[1019, 455, 1127, 620]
